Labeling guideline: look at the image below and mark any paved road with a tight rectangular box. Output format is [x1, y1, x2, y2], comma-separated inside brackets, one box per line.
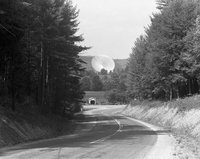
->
[0, 105, 165, 159]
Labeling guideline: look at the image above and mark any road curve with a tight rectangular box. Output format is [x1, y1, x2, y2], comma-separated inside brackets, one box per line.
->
[0, 105, 168, 159]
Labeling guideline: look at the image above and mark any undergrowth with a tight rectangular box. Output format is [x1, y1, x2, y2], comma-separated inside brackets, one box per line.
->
[125, 95, 200, 158]
[130, 94, 200, 111]
[0, 96, 80, 148]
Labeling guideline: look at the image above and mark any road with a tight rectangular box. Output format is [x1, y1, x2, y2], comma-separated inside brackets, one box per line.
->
[0, 105, 170, 159]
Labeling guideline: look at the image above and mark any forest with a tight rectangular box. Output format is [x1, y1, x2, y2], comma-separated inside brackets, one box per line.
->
[0, 0, 88, 116]
[2, 0, 200, 117]
[127, 0, 200, 101]
[80, 69, 128, 104]
[81, 0, 200, 103]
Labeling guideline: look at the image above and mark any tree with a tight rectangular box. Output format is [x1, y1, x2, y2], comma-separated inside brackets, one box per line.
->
[179, 14, 200, 95]
[101, 75, 111, 91]
[46, 0, 88, 115]
[0, 0, 27, 111]
[127, 35, 151, 100]
[85, 70, 96, 76]
[118, 70, 127, 92]
[81, 76, 91, 91]
[105, 89, 128, 104]
[100, 68, 108, 75]
[90, 74, 103, 91]
[127, 0, 200, 101]
[147, 0, 198, 99]
[0, 0, 89, 116]
[110, 72, 120, 89]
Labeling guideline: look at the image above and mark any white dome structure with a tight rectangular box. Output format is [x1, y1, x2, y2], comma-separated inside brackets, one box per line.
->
[91, 55, 115, 72]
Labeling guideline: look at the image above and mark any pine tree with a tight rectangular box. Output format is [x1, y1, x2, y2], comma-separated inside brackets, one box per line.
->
[80, 76, 91, 91]
[90, 74, 103, 91]
[0, 0, 89, 115]
[127, 0, 199, 100]
[0, 0, 27, 111]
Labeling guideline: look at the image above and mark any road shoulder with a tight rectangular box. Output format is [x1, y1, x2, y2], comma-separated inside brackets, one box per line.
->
[122, 116, 176, 159]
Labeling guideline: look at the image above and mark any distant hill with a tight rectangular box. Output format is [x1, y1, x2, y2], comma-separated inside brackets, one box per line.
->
[79, 55, 128, 71]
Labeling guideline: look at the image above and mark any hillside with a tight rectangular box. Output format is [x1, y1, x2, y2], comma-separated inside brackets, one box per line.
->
[0, 103, 83, 148]
[80, 55, 128, 71]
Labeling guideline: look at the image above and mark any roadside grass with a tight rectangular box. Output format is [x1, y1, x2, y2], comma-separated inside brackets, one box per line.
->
[130, 94, 200, 110]
[0, 97, 80, 148]
[123, 95, 200, 158]
[127, 95, 200, 133]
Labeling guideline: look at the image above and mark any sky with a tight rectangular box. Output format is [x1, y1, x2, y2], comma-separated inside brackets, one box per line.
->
[73, 0, 159, 59]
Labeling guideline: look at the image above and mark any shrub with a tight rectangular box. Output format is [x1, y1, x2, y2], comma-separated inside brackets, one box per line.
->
[105, 89, 128, 104]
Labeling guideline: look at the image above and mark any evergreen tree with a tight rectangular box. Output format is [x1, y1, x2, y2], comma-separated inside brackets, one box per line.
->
[90, 74, 103, 91]
[0, 0, 89, 115]
[127, 0, 200, 100]
[127, 35, 151, 99]
[0, 0, 27, 111]
[100, 69, 108, 75]
[81, 76, 91, 91]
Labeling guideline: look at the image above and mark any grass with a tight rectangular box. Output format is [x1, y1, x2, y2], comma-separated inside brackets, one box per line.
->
[127, 95, 200, 132]
[130, 95, 200, 111]
[123, 95, 200, 158]
[0, 97, 80, 148]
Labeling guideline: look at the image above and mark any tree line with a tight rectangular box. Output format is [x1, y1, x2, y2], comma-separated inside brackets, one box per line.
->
[0, 0, 88, 115]
[80, 69, 128, 104]
[127, 0, 200, 101]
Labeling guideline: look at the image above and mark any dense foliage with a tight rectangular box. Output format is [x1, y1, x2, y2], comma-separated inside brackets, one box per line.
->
[80, 69, 128, 104]
[0, 0, 88, 115]
[105, 89, 128, 104]
[127, 0, 200, 101]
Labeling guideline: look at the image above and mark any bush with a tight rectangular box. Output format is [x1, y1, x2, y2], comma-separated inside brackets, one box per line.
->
[105, 89, 128, 104]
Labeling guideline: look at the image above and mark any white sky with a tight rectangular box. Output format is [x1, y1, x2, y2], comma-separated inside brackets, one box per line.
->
[73, 0, 159, 59]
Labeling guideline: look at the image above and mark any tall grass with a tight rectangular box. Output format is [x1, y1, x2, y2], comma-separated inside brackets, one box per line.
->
[123, 95, 200, 139]
[0, 97, 77, 147]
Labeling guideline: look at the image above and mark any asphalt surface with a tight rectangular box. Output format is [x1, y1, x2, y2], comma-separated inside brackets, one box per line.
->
[0, 105, 165, 159]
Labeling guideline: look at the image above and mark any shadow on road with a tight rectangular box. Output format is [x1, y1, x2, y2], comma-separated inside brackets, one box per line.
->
[0, 113, 171, 157]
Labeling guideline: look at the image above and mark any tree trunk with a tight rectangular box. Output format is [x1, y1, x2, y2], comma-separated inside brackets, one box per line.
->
[192, 78, 194, 95]
[11, 42, 15, 112]
[45, 56, 49, 114]
[48, 72, 53, 113]
[39, 41, 44, 112]
[188, 78, 192, 95]
[176, 85, 179, 99]
[169, 86, 173, 101]
[42, 48, 47, 114]
[27, 33, 31, 96]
